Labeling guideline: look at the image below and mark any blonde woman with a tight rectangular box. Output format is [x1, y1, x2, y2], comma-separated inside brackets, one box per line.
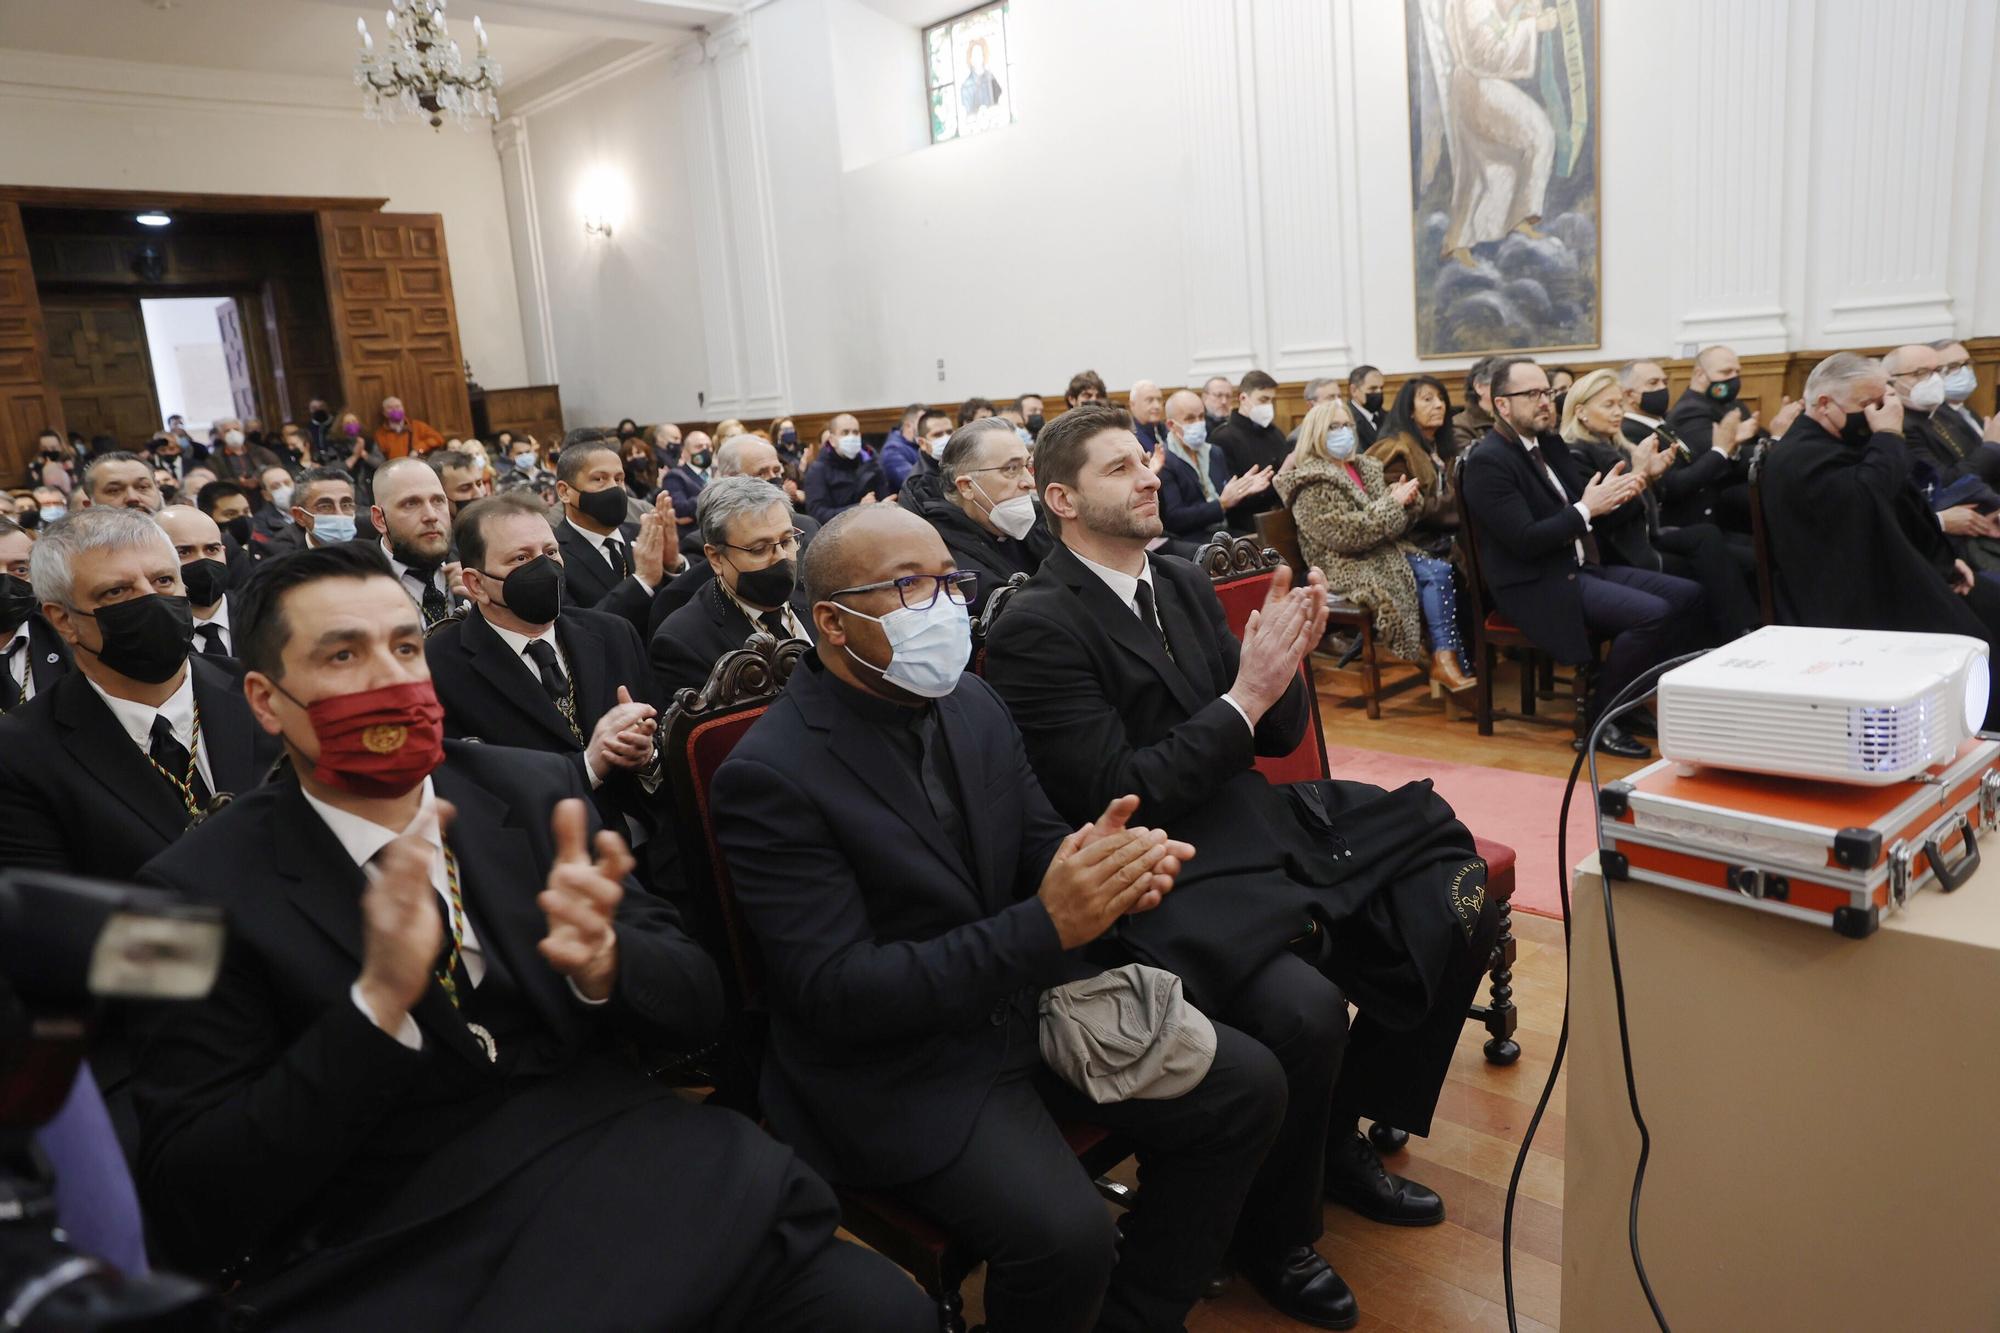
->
[1276, 398, 1475, 691]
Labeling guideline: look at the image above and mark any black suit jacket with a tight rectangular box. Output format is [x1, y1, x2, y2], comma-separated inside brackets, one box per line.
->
[1661, 388, 1751, 525]
[12, 613, 72, 701]
[645, 512, 817, 637]
[555, 517, 658, 636]
[712, 660, 1085, 1185]
[649, 573, 812, 700]
[1156, 446, 1233, 540]
[131, 743, 725, 1277]
[1210, 410, 1288, 530]
[1459, 427, 1599, 664]
[899, 472, 1051, 615]
[0, 655, 279, 878]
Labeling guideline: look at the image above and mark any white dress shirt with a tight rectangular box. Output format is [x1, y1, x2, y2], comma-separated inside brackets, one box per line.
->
[86, 667, 214, 790]
[563, 519, 652, 593]
[1070, 548, 1254, 732]
[382, 541, 449, 609]
[487, 618, 604, 788]
[191, 597, 232, 656]
[1520, 439, 1594, 566]
[3, 622, 32, 706]
[719, 577, 811, 643]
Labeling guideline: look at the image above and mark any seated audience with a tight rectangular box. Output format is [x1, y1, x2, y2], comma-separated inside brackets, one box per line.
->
[1460, 358, 1704, 758]
[1366, 374, 1459, 558]
[78, 451, 165, 514]
[374, 393, 443, 459]
[0, 507, 278, 878]
[1560, 370, 1759, 642]
[152, 428, 192, 483]
[1277, 399, 1475, 692]
[1015, 392, 1046, 439]
[263, 464, 361, 558]
[30, 485, 69, 528]
[1210, 369, 1289, 533]
[804, 413, 888, 520]
[1761, 351, 2000, 728]
[714, 505, 1284, 1333]
[1199, 375, 1233, 437]
[1663, 345, 1805, 532]
[196, 479, 258, 587]
[128, 542, 927, 1330]
[1931, 338, 1998, 464]
[371, 457, 464, 628]
[210, 421, 284, 486]
[251, 464, 296, 548]
[1348, 365, 1386, 449]
[1446, 357, 1496, 457]
[1618, 358, 1672, 445]
[156, 505, 238, 659]
[428, 447, 491, 520]
[553, 440, 687, 635]
[646, 438, 822, 634]
[877, 405, 923, 497]
[1284, 378, 1341, 447]
[0, 517, 69, 708]
[1157, 389, 1271, 541]
[955, 395, 997, 425]
[1065, 369, 1107, 410]
[1547, 365, 1576, 412]
[622, 439, 663, 509]
[646, 421, 683, 471]
[651, 477, 812, 698]
[1128, 380, 1167, 451]
[664, 434, 711, 545]
[901, 416, 1054, 615]
[988, 405, 1503, 1330]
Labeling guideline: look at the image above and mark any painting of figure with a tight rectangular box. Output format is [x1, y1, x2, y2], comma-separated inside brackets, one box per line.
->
[1408, 0, 1600, 356]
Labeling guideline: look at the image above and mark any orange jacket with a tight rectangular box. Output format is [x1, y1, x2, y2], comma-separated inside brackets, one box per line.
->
[375, 418, 445, 459]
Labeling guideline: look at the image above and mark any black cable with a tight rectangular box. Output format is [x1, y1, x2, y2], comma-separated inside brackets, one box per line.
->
[1501, 650, 1710, 1333]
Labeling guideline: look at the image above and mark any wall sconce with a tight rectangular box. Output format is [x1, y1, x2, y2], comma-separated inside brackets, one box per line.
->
[583, 210, 614, 239]
[577, 166, 629, 242]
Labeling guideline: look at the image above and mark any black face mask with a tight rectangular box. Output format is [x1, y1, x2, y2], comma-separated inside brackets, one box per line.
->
[76, 593, 193, 683]
[1638, 387, 1670, 417]
[221, 515, 252, 546]
[690, 451, 713, 471]
[484, 554, 564, 625]
[1838, 407, 1875, 447]
[1362, 391, 1384, 415]
[310, 408, 331, 424]
[576, 484, 629, 528]
[0, 574, 35, 633]
[179, 558, 230, 607]
[731, 556, 797, 609]
[1705, 375, 1741, 404]
[1025, 414, 1045, 434]
[1553, 391, 1568, 418]
[779, 428, 798, 447]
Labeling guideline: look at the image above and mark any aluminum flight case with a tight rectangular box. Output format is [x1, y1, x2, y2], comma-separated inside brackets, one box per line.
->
[1595, 738, 2000, 937]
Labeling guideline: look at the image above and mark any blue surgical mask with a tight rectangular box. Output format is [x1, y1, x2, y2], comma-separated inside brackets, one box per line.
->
[834, 594, 971, 698]
[1944, 365, 1978, 403]
[311, 513, 358, 544]
[1179, 418, 1207, 449]
[39, 506, 65, 524]
[1326, 426, 1358, 460]
[1015, 426, 1035, 448]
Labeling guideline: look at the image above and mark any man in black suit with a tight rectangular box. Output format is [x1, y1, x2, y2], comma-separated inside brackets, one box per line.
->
[1661, 345, 1805, 533]
[1348, 365, 1385, 450]
[646, 439, 815, 635]
[554, 439, 686, 635]
[157, 505, 241, 660]
[661, 437, 710, 552]
[987, 406, 1502, 1330]
[1461, 358, 1705, 758]
[427, 492, 664, 844]
[1157, 391, 1271, 542]
[900, 418, 1054, 616]
[715, 505, 1285, 1333]
[1931, 338, 1997, 466]
[264, 465, 363, 560]
[0, 507, 278, 878]
[369, 458, 465, 629]
[0, 517, 69, 710]
[129, 542, 927, 1330]
[1208, 369, 1289, 534]
[76, 451, 165, 514]
[651, 477, 812, 698]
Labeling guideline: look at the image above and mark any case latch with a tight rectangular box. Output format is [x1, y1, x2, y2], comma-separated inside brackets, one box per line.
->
[1887, 839, 1914, 907]
[1980, 771, 2000, 831]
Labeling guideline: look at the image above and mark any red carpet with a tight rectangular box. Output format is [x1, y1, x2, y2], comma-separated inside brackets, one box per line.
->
[1325, 745, 1592, 919]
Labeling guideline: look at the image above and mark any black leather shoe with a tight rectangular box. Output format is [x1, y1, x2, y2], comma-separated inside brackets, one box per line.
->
[1235, 1246, 1358, 1330]
[1623, 710, 1658, 738]
[1573, 722, 1651, 759]
[1323, 1131, 1446, 1226]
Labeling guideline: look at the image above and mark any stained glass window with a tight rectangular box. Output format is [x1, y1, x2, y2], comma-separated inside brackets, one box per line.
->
[925, 2, 1016, 145]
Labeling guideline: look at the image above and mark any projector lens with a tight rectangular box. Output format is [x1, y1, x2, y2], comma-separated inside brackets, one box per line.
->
[1966, 660, 1990, 735]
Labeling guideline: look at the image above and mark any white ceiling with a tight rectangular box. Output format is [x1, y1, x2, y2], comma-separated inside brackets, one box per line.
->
[0, 0, 730, 87]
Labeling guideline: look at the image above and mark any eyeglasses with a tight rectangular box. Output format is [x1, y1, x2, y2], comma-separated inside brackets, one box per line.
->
[718, 529, 803, 562]
[829, 570, 979, 610]
[1496, 388, 1554, 403]
[1939, 360, 1972, 375]
[965, 460, 1031, 480]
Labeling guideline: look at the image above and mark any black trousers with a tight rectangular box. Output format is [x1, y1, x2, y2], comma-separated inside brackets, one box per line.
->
[1655, 522, 1760, 641]
[1577, 564, 1705, 722]
[895, 1023, 1285, 1333]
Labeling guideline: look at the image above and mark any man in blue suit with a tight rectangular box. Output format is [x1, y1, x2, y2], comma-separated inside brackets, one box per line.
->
[1157, 389, 1271, 541]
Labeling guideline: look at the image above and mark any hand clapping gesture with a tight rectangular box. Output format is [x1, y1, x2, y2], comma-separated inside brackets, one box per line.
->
[355, 800, 455, 1031]
[538, 798, 630, 1001]
[1037, 795, 1195, 950]
[1227, 564, 1331, 724]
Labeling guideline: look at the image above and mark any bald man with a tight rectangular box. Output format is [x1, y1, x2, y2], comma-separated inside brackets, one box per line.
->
[1663, 345, 1802, 533]
[371, 457, 461, 626]
[1129, 379, 1166, 451]
[713, 505, 1285, 1333]
[158, 505, 239, 659]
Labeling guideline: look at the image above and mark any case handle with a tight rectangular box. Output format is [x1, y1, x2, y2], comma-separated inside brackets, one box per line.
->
[1923, 817, 1980, 894]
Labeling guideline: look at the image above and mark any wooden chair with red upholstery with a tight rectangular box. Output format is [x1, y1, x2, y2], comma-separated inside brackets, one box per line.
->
[660, 631, 1132, 1333]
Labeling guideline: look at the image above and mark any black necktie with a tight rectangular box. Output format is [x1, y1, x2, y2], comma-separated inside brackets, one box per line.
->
[408, 568, 448, 625]
[603, 537, 630, 580]
[913, 709, 971, 868]
[1133, 580, 1176, 662]
[523, 639, 568, 705]
[149, 714, 212, 812]
[1, 637, 24, 712]
[196, 623, 227, 657]
[1527, 443, 1602, 566]
[757, 609, 788, 639]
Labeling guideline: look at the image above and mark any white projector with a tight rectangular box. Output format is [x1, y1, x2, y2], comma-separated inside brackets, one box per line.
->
[1656, 626, 1990, 785]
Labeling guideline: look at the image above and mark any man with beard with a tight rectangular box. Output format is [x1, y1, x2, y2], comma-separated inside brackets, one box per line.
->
[371, 457, 462, 628]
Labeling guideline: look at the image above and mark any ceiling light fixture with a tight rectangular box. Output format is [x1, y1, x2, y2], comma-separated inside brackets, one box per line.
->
[135, 212, 172, 227]
[355, 0, 501, 132]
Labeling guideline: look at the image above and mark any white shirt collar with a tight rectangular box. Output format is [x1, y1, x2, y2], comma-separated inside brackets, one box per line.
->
[486, 615, 566, 684]
[193, 597, 231, 628]
[3, 622, 26, 653]
[563, 518, 617, 554]
[1624, 411, 1663, 428]
[301, 775, 443, 868]
[381, 540, 441, 591]
[1069, 547, 1154, 618]
[86, 665, 196, 755]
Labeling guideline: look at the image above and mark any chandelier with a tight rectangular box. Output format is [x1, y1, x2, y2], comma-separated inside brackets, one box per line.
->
[355, 0, 501, 131]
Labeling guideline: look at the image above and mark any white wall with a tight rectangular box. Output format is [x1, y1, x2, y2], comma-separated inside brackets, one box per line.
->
[0, 50, 530, 391]
[505, 0, 2000, 424]
[139, 297, 234, 432]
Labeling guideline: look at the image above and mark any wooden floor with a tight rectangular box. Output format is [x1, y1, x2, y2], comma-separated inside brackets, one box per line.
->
[960, 655, 1632, 1330]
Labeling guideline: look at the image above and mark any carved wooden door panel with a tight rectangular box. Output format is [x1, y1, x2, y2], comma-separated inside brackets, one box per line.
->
[0, 202, 63, 479]
[41, 298, 161, 446]
[317, 211, 471, 438]
[215, 298, 259, 421]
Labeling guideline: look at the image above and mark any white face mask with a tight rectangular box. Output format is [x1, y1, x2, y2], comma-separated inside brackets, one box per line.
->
[835, 594, 971, 698]
[834, 434, 863, 460]
[1908, 372, 1946, 412]
[1945, 365, 1978, 403]
[269, 485, 294, 511]
[968, 477, 1037, 540]
[224, 430, 245, 448]
[1246, 401, 1276, 430]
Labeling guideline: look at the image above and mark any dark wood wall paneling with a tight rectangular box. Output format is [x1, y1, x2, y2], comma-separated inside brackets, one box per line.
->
[0, 203, 63, 474]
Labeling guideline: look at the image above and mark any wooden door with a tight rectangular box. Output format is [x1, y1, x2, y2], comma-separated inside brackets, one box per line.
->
[317, 211, 471, 438]
[215, 298, 258, 420]
[0, 201, 63, 481]
[41, 298, 161, 446]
